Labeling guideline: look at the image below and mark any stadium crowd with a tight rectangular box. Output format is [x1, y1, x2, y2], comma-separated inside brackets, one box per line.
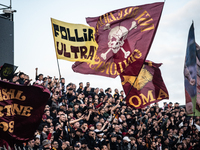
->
[1, 69, 200, 150]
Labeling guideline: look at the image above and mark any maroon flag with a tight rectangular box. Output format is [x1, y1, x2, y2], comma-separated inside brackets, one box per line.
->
[0, 81, 50, 146]
[72, 2, 164, 78]
[120, 61, 169, 109]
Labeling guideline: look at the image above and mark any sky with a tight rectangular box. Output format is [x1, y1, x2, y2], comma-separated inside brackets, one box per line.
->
[1, 0, 200, 106]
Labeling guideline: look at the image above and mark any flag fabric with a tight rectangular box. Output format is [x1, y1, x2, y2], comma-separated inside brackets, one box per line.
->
[0, 81, 50, 146]
[72, 2, 164, 78]
[184, 23, 200, 116]
[51, 18, 98, 63]
[120, 61, 169, 109]
[0, 63, 18, 80]
[196, 43, 200, 115]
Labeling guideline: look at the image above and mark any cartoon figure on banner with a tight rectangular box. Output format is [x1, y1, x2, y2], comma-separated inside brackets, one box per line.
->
[184, 64, 196, 114]
[184, 43, 200, 114]
[101, 21, 137, 60]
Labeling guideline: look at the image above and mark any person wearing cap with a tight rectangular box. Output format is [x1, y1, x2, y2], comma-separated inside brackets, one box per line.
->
[42, 139, 51, 150]
[73, 142, 81, 150]
[33, 135, 42, 150]
[97, 132, 107, 147]
[88, 95, 93, 102]
[122, 136, 131, 150]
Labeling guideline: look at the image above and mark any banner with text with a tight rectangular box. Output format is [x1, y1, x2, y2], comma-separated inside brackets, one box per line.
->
[72, 2, 164, 78]
[51, 18, 98, 63]
[121, 61, 169, 109]
[0, 81, 50, 145]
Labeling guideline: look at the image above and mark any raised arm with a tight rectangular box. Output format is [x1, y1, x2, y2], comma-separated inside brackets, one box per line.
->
[69, 115, 84, 124]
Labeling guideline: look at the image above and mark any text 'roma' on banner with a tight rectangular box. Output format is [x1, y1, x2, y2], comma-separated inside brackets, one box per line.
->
[51, 18, 98, 63]
[0, 81, 50, 146]
[120, 61, 169, 109]
[72, 2, 164, 78]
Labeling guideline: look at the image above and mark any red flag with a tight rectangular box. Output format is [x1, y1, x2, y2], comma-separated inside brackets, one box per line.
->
[120, 61, 169, 109]
[72, 2, 164, 78]
[0, 81, 50, 146]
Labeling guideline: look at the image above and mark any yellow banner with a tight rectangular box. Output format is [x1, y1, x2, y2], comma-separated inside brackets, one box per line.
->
[51, 18, 98, 63]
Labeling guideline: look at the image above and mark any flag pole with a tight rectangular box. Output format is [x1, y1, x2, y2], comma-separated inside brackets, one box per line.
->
[56, 58, 61, 78]
[51, 18, 61, 78]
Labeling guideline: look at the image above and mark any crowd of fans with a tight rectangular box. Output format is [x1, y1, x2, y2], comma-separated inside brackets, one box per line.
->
[1, 69, 200, 150]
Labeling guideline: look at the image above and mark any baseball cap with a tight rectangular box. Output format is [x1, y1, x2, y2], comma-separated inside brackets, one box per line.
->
[74, 143, 80, 148]
[42, 139, 50, 146]
[123, 136, 131, 142]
